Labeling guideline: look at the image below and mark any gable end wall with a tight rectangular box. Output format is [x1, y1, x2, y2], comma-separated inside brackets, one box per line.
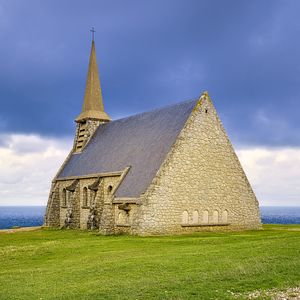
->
[136, 94, 261, 235]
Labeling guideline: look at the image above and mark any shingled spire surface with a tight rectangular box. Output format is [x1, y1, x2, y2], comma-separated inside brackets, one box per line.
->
[76, 41, 110, 122]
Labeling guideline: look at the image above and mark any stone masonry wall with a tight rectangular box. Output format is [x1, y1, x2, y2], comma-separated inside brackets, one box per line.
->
[98, 176, 122, 234]
[74, 120, 103, 152]
[113, 204, 139, 235]
[46, 175, 121, 230]
[135, 93, 261, 235]
[79, 178, 104, 229]
[44, 182, 60, 227]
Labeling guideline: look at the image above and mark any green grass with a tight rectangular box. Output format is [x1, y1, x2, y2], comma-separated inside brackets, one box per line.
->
[0, 225, 299, 300]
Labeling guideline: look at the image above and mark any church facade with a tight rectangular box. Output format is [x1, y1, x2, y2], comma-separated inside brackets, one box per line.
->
[44, 40, 261, 235]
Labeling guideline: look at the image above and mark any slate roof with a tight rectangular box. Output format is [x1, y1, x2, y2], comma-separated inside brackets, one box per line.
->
[57, 99, 198, 197]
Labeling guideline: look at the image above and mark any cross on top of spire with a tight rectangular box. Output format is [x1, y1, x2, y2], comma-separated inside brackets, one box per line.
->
[90, 27, 96, 41]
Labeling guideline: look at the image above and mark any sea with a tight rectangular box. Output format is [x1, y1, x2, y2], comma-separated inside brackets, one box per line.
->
[0, 206, 299, 230]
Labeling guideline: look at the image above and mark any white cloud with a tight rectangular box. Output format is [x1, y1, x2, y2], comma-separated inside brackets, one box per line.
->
[0, 134, 72, 206]
[0, 133, 299, 207]
[237, 147, 300, 206]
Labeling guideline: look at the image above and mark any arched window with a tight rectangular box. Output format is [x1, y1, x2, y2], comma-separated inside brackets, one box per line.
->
[107, 185, 113, 194]
[222, 210, 228, 223]
[213, 210, 219, 223]
[118, 212, 123, 223]
[192, 210, 199, 224]
[66, 190, 70, 204]
[182, 211, 189, 224]
[83, 187, 88, 207]
[202, 210, 209, 224]
[62, 188, 67, 207]
[118, 211, 128, 224]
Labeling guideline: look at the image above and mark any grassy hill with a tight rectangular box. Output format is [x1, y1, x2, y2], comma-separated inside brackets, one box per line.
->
[0, 225, 299, 299]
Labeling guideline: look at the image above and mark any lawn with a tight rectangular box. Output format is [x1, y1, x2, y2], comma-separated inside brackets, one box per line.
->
[0, 225, 299, 300]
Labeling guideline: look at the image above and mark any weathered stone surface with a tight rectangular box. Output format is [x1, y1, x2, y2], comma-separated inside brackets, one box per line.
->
[133, 93, 261, 235]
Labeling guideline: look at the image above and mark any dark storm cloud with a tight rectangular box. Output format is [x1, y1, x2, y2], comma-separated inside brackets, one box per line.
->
[0, 0, 299, 146]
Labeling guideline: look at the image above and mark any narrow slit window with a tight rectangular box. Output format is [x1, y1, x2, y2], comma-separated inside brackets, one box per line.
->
[83, 187, 88, 207]
[203, 210, 209, 224]
[192, 210, 199, 224]
[222, 210, 228, 223]
[182, 211, 189, 224]
[213, 210, 219, 223]
[107, 185, 113, 194]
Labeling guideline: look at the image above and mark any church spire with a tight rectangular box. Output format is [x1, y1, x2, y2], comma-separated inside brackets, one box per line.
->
[75, 39, 110, 123]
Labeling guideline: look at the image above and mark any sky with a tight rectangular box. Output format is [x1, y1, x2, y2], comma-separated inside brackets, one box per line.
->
[0, 0, 299, 206]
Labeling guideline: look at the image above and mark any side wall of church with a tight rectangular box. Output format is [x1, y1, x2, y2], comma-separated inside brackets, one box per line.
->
[58, 180, 80, 228]
[135, 94, 261, 235]
[44, 182, 60, 227]
[97, 176, 123, 234]
[45, 175, 121, 230]
[112, 203, 139, 235]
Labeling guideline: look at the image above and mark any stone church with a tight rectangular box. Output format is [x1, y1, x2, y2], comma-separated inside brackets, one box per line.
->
[44, 40, 261, 235]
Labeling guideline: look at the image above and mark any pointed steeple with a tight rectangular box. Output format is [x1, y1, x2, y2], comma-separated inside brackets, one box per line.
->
[76, 40, 110, 123]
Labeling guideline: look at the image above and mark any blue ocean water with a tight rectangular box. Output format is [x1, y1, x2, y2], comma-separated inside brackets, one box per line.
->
[260, 206, 300, 225]
[0, 206, 299, 230]
[0, 206, 45, 229]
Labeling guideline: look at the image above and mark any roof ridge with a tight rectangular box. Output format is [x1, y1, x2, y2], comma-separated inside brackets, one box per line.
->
[109, 97, 198, 124]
